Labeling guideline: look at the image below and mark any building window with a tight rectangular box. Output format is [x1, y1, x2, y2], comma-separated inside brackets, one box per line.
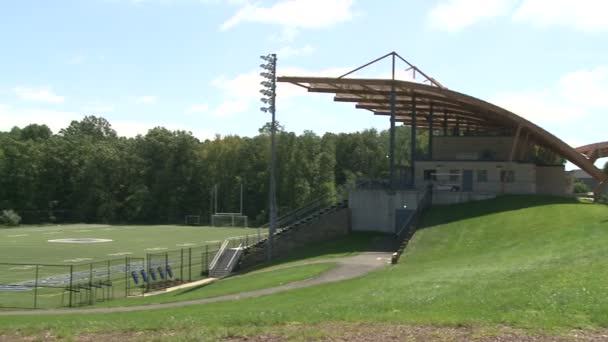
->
[424, 169, 437, 181]
[501, 170, 515, 183]
[477, 170, 488, 183]
[449, 169, 459, 182]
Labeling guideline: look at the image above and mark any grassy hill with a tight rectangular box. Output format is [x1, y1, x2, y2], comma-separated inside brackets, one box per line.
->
[2, 195, 608, 340]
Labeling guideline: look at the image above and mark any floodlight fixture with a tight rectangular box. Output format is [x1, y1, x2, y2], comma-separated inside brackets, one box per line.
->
[260, 89, 273, 97]
[260, 72, 274, 79]
[260, 63, 275, 70]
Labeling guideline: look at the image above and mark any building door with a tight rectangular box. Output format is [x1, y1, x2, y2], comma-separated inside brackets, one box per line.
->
[462, 170, 473, 192]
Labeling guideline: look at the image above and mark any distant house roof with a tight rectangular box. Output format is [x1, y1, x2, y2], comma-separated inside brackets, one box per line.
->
[568, 169, 593, 179]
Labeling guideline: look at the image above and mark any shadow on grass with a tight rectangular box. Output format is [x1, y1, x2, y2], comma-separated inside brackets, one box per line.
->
[419, 194, 581, 229]
[175, 283, 210, 296]
[243, 232, 391, 272]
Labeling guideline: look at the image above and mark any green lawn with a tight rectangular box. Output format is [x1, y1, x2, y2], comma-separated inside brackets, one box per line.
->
[0, 224, 255, 264]
[94, 262, 337, 308]
[0, 224, 257, 309]
[2, 196, 608, 339]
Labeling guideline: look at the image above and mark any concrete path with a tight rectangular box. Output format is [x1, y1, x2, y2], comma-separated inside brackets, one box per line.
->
[0, 251, 393, 316]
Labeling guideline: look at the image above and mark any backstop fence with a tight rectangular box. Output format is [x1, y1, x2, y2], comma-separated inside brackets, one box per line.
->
[0, 231, 268, 310]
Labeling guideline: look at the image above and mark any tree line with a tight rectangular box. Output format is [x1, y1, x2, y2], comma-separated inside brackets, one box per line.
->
[0, 116, 421, 225]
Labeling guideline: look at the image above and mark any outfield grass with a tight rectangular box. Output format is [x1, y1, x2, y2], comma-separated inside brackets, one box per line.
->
[0, 224, 254, 264]
[2, 196, 608, 338]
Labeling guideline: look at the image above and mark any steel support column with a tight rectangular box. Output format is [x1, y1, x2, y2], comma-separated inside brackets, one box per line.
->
[443, 111, 448, 136]
[410, 94, 417, 187]
[389, 88, 396, 188]
[429, 103, 434, 160]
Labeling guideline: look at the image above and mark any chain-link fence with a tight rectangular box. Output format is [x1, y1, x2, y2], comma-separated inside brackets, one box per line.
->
[0, 231, 268, 309]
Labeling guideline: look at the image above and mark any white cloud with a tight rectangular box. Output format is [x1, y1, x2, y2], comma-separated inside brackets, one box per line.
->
[212, 101, 249, 117]
[0, 104, 213, 140]
[269, 27, 300, 43]
[427, 0, 514, 32]
[208, 71, 258, 117]
[14, 86, 65, 104]
[83, 101, 114, 113]
[491, 65, 608, 124]
[558, 66, 608, 108]
[111, 120, 213, 140]
[185, 104, 210, 114]
[276, 45, 314, 58]
[513, 0, 608, 32]
[212, 71, 261, 101]
[0, 104, 80, 133]
[492, 90, 584, 122]
[201, 0, 247, 5]
[207, 65, 353, 117]
[220, 0, 354, 31]
[136, 95, 157, 104]
[69, 55, 85, 65]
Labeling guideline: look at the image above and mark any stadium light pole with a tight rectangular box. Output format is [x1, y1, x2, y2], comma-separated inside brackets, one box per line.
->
[260, 53, 277, 261]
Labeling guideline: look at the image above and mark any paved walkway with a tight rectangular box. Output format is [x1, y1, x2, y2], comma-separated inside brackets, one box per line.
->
[0, 251, 393, 316]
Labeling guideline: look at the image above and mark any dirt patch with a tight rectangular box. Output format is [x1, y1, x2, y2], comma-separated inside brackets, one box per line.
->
[223, 324, 608, 342]
[3, 325, 608, 342]
[0, 331, 149, 342]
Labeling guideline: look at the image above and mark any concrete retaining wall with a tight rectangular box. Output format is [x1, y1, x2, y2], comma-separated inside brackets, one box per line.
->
[536, 165, 569, 195]
[239, 208, 351, 270]
[432, 192, 496, 205]
[349, 189, 421, 234]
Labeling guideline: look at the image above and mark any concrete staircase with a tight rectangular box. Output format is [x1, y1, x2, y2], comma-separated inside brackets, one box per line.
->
[247, 199, 349, 249]
[239, 200, 350, 269]
[209, 247, 243, 278]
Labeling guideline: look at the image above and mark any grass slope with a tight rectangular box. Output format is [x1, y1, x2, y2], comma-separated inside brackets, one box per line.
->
[94, 262, 337, 308]
[2, 196, 608, 338]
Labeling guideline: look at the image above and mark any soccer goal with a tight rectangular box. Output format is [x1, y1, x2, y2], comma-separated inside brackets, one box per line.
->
[210, 183, 249, 227]
[184, 215, 201, 226]
[211, 213, 248, 227]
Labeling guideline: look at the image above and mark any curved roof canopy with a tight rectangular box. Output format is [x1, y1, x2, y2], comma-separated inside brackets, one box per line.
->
[277, 74, 607, 182]
[575, 141, 608, 164]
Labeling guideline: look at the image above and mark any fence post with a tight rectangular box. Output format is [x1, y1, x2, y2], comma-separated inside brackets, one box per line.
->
[33, 265, 39, 309]
[164, 252, 169, 277]
[68, 265, 74, 307]
[188, 248, 192, 281]
[202, 246, 206, 276]
[125, 257, 129, 298]
[180, 248, 184, 281]
[89, 263, 94, 305]
[205, 245, 209, 274]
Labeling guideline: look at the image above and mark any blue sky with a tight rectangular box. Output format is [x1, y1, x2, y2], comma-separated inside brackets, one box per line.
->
[0, 0, 607, 167]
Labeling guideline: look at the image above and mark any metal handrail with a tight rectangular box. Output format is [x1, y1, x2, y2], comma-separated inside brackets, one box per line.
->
[395, 212, 417, 239]
[225, 243, 243, 271]
[395, 186, 432, 239]
[259, 194, 334, 229]
[209, 239, 229, 270]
